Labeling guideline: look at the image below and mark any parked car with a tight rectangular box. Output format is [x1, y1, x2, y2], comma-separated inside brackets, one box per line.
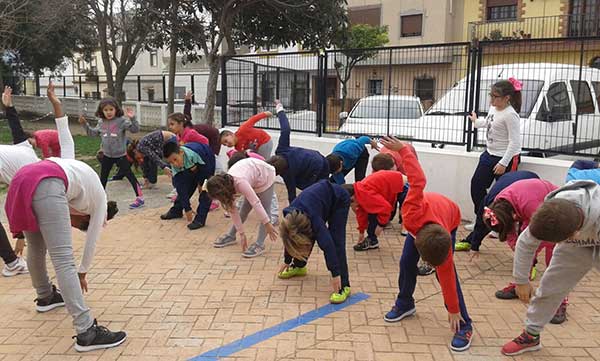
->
[338, 95, 424, 139]
[415, 63, 600, 155]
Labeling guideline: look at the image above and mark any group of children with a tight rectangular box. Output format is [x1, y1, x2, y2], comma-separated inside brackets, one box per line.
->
[1, 77, 600, 357]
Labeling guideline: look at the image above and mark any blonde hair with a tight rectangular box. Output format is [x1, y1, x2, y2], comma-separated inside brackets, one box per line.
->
[279, 211, 313, 261]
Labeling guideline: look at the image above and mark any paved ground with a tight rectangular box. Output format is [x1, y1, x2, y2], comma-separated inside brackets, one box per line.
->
[1, 178, 599, 361]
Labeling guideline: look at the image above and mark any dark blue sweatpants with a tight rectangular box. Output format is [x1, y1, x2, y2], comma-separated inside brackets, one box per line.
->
[470, 151, 520, 214]
[169, 166, 213, 225]
[395, 229, 472, 331]
[571, 159, 598, 170]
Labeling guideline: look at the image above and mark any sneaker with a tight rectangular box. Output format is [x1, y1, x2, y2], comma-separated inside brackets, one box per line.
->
[160, 211, 182, 220]
[455, 240, 471, 252]
[384, 305, 416, 322]
[187, 222, 205, 230]
[271, 216, 279, 226]
[74, 319, 127, 352]
[330, 286, 351, 304]
[495, 284, 518, 300]
[35, 285, 65, 313]
[489, 231, 499, 239]
[166, 188, 177, 199]
[128, 197, 145, 209]
[464, 222, 475, 231]
[450, 327, 473, 352]
[417, 263, 435, 276]
[530, 266, 537, 281]
[501, 330, 541, 356]
[2, 257, 29, 277]
[209, 201, 220, 212]
[278, 266, 307, 279]
[242, 243, 265, 258]
[550, 302, 567, 324]
[214, 234, 237, 248]
[223, 211, 231, 218]
[353, 237, 379, 251]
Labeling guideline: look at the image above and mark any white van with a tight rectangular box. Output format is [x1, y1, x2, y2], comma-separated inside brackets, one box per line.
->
[415, 63, 600, 155]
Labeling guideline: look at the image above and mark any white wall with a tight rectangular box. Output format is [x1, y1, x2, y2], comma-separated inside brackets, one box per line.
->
[218, 128, 574, 221]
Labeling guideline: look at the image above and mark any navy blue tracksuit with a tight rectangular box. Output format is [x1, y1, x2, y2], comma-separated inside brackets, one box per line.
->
[282, 180, 351, 288]
[470, 151, 521, 215]
[465, 170, 539, 251]
[275, 111, 329, 202]
[168, 142, 215, 225]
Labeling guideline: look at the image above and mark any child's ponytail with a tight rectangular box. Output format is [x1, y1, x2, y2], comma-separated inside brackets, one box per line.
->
[492, 78, 522, 114]
[483, 199, 517, 242]
[168, 112, 193, 128]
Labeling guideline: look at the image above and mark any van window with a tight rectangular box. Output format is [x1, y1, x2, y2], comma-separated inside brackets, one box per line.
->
[570, 81, 595, 114]
[477, 80, 543, 118]
[592, 81, 600, 106]
[537, 82, 572, 122]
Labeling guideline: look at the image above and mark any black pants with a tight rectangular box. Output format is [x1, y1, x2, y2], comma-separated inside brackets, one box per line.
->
[342, 148, 370, 182]
[0, 223, 17, 266]
[100, 156, 141, 197]
[470, 151, 520, 215]
[167, 167, 212, 225]
[113, 158, 157, 184]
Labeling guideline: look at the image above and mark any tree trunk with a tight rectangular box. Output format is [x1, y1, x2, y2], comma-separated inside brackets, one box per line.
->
[167, 41, 178, 115]
[113, 70, 127, 104]
[203, 54, 220, 126]
[339, 79, 348, 127]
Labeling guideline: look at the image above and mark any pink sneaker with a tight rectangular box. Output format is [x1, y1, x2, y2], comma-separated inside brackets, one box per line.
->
[170, 195, 177, 203]
[210, 201, 220, 212]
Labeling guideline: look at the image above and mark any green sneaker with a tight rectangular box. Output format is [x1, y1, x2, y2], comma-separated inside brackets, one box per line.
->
[530, 266, 537, 281]
[455, 240, 471, 252]
[329, 286, 351, 304]
[278, 266, 307, 279]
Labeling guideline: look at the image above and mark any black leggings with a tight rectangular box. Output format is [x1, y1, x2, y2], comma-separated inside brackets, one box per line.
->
[0, 223, 17, 266]
[100, 156, 141, 197]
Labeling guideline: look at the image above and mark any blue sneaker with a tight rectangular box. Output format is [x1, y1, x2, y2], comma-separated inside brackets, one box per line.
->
[450, 327, 473, 352]
[383, 306, 416, 322]
[129, 197, 145, 209]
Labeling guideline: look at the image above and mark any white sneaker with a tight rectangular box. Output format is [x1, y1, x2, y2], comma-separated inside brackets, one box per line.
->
[166, 188, 177, 199]
[464, 222, 475, 231]
[2, 257, 29, 277]
[489, 231, 499, 239]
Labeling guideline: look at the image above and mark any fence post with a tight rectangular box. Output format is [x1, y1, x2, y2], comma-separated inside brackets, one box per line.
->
[466, 45, 477, 152]
[276, 67, 280, 102]
[63, 76, 67, 97]
[322, 51, 328, 135]
[221, 56, 228, 128]
[23, 76, 27, 95]
[574, 39, 586, 147]
[292, 71, 297, 111]
[96, 77, 100, 99]
[316, 53, 323, 137]
[386, 49, 393, 136]
[78, 76, 82, 98]
[137, 75, 142, 101]
[162, 75, 166, 103]
[35, 74, 40, 96]
[306, 72, 310, 115]
[253, 63, 258, 116]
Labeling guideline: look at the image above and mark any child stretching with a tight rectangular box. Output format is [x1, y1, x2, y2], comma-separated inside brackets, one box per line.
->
[326, 136, 378, 184]
[206, 157, 278, 258]
[455, 170, 539, 252]
[167, 112, 209, 145]
[501, 180, 600, 355]
[268, 101, 329, 203]
[483, 178, 568, 324]
[220, 111, 273, 159]
[5, 83, 125, 352]
[380, 136, 473, 352]
[343, 170, 406, 252]
[468, 78, 522, 229]
[566, 159, 600, 183]
[2, 86, 61, 158]
[183, 91, 221, 155]
[279, 180, 352, 303]
[162, 142, 215, 230]
[79, 98, 143, 209]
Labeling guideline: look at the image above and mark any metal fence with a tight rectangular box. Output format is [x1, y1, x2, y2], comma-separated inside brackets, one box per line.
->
[222, 37, 600, 157]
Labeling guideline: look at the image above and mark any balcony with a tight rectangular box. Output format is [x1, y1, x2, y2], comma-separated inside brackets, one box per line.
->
[469, 14, 600, 41]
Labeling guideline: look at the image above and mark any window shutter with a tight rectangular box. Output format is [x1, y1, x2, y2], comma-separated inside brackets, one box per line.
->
[348, 6, 381, 27]
[401, 15, 423, 36]
[487, 0, 518, 7]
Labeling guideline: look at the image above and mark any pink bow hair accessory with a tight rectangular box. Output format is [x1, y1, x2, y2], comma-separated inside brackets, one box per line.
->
[483, 207, 499, 226]
[508, 77, 523, 92]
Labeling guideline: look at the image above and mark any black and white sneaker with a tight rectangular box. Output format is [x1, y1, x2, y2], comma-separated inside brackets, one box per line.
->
[35, 285, 65, 312]
[417, 262, 435, 276]
[74, 319, 127, 352]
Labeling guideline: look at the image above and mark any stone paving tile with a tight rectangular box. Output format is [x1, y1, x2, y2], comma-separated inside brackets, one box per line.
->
[1, 181, 599, 360]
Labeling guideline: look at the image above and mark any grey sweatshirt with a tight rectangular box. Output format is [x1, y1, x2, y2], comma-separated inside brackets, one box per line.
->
[513, 180, 600, 283]
[84, 116, 139, 158]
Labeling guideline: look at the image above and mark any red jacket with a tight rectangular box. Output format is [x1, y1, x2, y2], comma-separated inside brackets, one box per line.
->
[399, 147, 462, 314]
[380, 144, 416, 174]
[235, 112, 272, 152]
[353, 170, 405, 233]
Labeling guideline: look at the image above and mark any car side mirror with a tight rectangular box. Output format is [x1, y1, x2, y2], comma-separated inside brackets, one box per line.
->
[339, 112, 348, 121]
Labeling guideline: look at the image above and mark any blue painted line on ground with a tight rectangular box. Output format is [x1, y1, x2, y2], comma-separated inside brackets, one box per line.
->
[188, 292, 370, 361]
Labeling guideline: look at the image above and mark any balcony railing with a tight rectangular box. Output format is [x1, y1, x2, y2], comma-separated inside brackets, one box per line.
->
[469, 14, 600, 41]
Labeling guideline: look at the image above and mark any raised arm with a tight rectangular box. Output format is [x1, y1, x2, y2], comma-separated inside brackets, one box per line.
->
[275, 101, 290, 152]
[2, 86, 28, 144]
[184, 91, 193, 121]
[48, 83, 75, 159]
[239, 111, 271, 132]
[123, 108, 140, 133]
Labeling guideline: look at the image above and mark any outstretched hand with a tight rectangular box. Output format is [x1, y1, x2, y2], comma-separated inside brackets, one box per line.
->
[370, 139, 380, 151]
[47, 82, 60, 104]
[125, 108, 135, 119]
[185, 91, 193, 102]
[380, 136, 405, 151]
[2, 86, 13, 108]
[468, 111, 478, 122]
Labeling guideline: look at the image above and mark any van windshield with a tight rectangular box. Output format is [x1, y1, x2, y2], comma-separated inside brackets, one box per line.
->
[427, 79, 544, 118]
[350, 98, 422, 119]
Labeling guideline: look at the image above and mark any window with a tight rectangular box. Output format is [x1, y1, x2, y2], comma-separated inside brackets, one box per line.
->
[486, 0, 518, 21]
[348, 6, 381, 27]
[570, 81, 595, 114]
[350, 98, 422, 119]
[569, 0, 600, 36]
[591, 57, 600, 69]
[414, 78, 435, 101]
[150, 50, 158, 67]
[326, 77, 338, 98]
[368, 79, 383, 96]
[174, 86, 186, 100]
[401, 14, 423, 37]
[537, 82, 572, 122]
[592, 81, 600, 105]
[77, 60, 84, 72]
